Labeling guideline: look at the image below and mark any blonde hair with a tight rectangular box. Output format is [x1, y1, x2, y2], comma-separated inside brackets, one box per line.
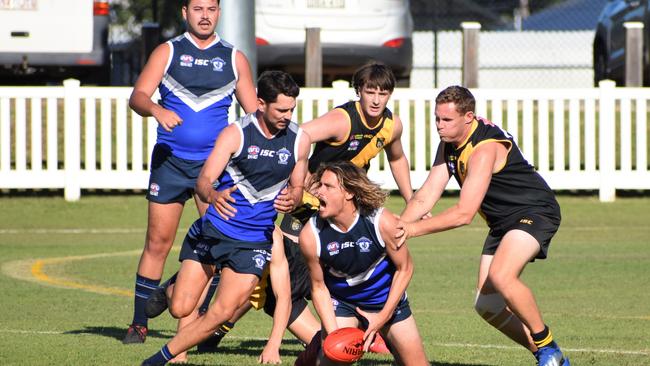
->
[309, 161, 387, 216]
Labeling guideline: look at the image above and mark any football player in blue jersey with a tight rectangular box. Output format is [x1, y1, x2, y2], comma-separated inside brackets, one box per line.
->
[140, 70, 311, 366]
[397, 86, 569, 366]
[300, 161, 429, 366]
[124, 0, 257, 344]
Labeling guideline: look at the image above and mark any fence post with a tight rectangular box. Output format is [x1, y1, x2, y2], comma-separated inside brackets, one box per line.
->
[461, 22, 481, 88]
[598, 80, 616, 202]
[624, 22, 644, 87]
[305, 27, 322, 87]
[64, 79, 81, 201]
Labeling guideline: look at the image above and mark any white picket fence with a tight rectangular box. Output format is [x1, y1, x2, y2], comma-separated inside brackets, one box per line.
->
[0, 79, 648, 201]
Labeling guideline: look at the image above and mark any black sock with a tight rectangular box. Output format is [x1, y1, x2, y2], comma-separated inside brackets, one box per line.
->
[216, 321, 235, 336]
[143, 344, 174, 365]
[531, 325, 555, 348]
[199, 273, 220, 314]
[133, 274, 160, 326]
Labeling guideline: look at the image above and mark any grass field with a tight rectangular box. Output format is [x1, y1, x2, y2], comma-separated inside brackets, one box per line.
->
[0, 194, 648, 365]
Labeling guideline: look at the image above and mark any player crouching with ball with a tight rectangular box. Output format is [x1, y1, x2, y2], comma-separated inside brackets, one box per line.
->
[299, 161, 429, 365]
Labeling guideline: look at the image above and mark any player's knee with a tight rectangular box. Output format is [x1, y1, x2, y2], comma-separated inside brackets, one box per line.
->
[474, 291, 506, 322]
[143, 235, 174, 258]
[168, 298, 195, 319]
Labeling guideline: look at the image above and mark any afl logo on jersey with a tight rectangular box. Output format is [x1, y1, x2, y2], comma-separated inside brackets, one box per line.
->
[149, 183, 160, 197]
[247, 145, 260, 159]
[376, 138, 385, 148]
[277, 148, 291, 165]
[447, 155, 456, 175]
[211, 57, 226, 72]
[348, 140, 360, 151]
[447, 161, 456, 175]
[179, 54, 194, 67]
[356, 237, 372, 253]
[327, 241, 340, 256]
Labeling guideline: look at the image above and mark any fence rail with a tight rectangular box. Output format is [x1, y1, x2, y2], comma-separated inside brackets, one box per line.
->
[0, 80, 648, 201]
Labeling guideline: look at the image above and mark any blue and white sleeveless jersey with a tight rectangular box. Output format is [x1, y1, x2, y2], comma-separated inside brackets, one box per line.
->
[206, 113, 304, 242]
[309, 208, 402, 307]
[157, 32, 238, 160]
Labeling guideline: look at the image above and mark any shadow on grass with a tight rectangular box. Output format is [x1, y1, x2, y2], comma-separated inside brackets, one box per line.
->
[64, 325, 175, 341]
[191, 339, 491, 366]
[64, 327, 491, 366]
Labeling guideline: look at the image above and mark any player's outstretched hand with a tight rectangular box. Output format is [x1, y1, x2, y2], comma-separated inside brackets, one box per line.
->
[210, 186, 238, 220]
[152, 105, 183, 132]
[258, 344, 281, 364]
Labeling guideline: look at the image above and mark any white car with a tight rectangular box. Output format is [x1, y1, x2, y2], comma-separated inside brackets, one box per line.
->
[255, 0, 413, 84]
[0, 0, 110, 83]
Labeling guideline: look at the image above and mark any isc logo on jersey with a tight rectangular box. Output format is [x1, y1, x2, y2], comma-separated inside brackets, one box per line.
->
[247, 145, 292, 163]
[179, 54, 222, 68]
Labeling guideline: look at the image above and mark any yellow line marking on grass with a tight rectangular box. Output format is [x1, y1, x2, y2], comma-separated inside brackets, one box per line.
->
[30, 257, 133, 297]
[1, 249, 180, 297]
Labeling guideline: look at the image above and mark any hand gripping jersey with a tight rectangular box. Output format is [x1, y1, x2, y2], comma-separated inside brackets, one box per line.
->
[308, 208, 401, 307]
[308, 101, 395, 173]
[205, 113, 304, 242]
[443, 119, 560, 229]
[157, 33, 238, 160]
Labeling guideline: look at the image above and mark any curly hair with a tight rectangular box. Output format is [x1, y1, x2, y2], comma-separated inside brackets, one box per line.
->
[309, 161, 387, 216]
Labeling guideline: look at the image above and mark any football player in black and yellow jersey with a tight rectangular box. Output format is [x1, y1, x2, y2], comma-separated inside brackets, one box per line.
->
[396, 86, 569, 366]
[279, 61, 414, 239]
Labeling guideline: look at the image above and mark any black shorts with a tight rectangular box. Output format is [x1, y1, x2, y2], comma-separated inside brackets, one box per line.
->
[483, 211, 561, 260]
[331, 297, 412, 326]
[262, 236, 312, 325]
[179, 219, 272, 278]
[146, 143, 205, 204]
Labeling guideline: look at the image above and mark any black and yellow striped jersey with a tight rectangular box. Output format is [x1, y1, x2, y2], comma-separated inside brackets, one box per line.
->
[443, 119, 560, 229]
[308, 101, 395, 173]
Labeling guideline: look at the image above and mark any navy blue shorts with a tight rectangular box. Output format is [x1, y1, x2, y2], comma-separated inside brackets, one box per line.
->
[179, 219, 272, 278]
[331, 296, 412, 326]
[146, 144, 205, 204]
[483, 211, 561, 260]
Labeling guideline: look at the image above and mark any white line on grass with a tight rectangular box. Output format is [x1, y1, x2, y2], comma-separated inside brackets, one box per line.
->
[2, 226, 648, 235]
[0, 228, 146, 234]
[0, 329, 647, 356]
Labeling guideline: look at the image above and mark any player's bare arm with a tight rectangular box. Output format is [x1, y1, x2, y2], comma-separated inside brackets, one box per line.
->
[259, 227, 291, 364]
[195, 125, 241, 217]
[300, 108, 351, 144]
[299, 225, 339, 335]
[397, 143, 451, 228]
[401, 142, 504, 243]
[274, 128, 312, 213]
[357, 209, 414, 351]
[384, 114, 414, 201]
[129, 43, 182, 132]
[234, 50, 258, 114]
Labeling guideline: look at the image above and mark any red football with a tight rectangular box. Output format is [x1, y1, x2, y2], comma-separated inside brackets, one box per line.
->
[323, 327, 365, 363]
